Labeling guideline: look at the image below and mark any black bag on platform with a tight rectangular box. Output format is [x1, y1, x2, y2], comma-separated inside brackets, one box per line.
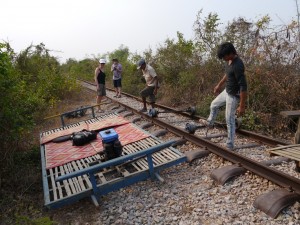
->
[72, 129, 97, 146]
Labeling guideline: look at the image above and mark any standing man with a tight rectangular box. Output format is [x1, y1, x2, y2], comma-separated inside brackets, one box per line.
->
[200, 42, 247, 150]
[94, 58, 107, 113]
[111, 58, 122, 98]
[137, 59, 159, 112]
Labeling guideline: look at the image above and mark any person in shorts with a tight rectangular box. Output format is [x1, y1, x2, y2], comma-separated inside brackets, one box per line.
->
[94, 58, 107, 113]
[111, 58, 122, 98]
[137, 59, 159, 112]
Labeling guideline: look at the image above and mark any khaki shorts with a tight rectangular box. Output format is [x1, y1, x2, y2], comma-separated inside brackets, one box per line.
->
[140, 86, 156, 103]
[97, 84, 106, 96]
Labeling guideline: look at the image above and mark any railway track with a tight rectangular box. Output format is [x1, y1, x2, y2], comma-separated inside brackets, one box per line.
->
[79, 79, 300, 219]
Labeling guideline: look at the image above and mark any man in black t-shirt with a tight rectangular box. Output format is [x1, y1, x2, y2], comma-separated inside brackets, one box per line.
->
[94, 59, 107, 113]
[199, 42, 247, 150]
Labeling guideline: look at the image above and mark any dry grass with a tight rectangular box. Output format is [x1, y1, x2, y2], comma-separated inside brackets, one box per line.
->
[0, 87, 97, 225]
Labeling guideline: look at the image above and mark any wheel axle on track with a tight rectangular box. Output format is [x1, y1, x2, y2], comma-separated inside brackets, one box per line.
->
[148, 106, 196, 118]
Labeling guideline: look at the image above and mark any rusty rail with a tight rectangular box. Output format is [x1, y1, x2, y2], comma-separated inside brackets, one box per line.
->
[80, 79, 300, 194]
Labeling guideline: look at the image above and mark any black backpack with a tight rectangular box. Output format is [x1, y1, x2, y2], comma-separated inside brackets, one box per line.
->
[72, 129, 97, 146]
[65, 106, 88, 118]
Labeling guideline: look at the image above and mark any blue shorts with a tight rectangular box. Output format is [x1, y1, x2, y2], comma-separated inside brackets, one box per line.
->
[113, 79, 122, 88]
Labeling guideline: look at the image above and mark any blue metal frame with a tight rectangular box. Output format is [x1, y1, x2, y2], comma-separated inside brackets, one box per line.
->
[40, 114, 187, 209]
[60, 105, 96, 126]
[56, 140, 176, 181]
[41, 140, 186, 209]
[40, 144, 50, 205]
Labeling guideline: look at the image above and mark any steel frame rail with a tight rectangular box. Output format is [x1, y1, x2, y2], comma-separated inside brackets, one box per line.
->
[80, 79, 289, 146]
[105, 90, 300, 195]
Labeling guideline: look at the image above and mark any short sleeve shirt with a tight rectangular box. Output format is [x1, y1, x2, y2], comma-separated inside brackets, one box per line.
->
[225, 57, 247, 96]
[111, 63, 122, 80]
[142, 64, 157, 87]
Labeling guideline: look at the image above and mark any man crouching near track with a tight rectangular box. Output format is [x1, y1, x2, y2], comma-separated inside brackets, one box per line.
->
[94, 58, 107, 113]
[137, 59, 159, 112]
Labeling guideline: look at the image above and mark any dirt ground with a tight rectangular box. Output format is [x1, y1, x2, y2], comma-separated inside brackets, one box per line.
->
[0, 88, 98, 225]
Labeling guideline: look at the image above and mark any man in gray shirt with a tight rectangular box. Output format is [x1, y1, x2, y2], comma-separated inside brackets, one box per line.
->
[200, 42, 247, 150]
[137, 59, 159, 112]
[111, 58, 122, 98]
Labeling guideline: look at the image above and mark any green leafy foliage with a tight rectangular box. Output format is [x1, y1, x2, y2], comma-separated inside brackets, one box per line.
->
[15, 215, 55, 225]
[241, 111, 263, 131]
[0, 42, 79, 224]
[0, 42, 78, 171]
[61, 57, 97, 81]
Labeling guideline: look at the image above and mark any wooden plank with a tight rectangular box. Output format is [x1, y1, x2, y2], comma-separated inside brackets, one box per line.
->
[160, 148, 179, 159]
[59, 165, 72, 196]
[124, 145, 148, 170]
[71, 161, 86, 191]
[121, 148, 143, 170]
[280, 110, 300, 118]
[269, 146, 300, 160]
[272, 149, 300, 158]
[67, 163, 82, 193]
[96, 172, 107, 184]
[124, 145, 147, 167]
[55, 167, 63, 199]
[80, 158, 89, 168]
[271, 149, 300, 157]
[49, 168, 58, 201]
[116, 166, 131, 177]
[271, 152, 299, 162]
[77, 160, 92, 188]
[271, 148, 300, 154]
[268, 144, 300, 151]
[147, 138, 181, 162]
[85, 157, 92, 163]
[281, 148, 300, 154]
[159, 149, 178, 160]
[144, 138, 179, 160]
[63, 164, 77, 194]
[137, 141, 165, 165]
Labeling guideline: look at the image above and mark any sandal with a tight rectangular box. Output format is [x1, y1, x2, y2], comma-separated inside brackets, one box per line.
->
[199, 119, 213, 128]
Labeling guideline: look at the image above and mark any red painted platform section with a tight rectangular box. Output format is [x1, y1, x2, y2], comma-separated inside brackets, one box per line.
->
[45, 123, 149, 169]
[40, 116, 130, 144]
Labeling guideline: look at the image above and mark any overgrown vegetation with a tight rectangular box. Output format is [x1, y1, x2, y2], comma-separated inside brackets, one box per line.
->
[0, 43, 78, 224]
[62, 12, 300, 135]
[1, 8, 300, 224]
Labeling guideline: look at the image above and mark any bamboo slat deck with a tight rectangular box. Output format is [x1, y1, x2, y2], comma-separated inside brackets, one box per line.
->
[40, 113, 186, 209]
[269, 144, 300, 169]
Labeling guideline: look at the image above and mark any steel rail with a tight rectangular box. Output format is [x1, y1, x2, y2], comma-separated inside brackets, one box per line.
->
[80, 80, 300, 193]
[82, 80, 300, 209]
[80, 79, 289, 146]
[112, 99, 300, 194]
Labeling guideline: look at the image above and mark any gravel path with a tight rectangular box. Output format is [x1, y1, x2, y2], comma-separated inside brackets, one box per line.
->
[47, 87, 300, 225]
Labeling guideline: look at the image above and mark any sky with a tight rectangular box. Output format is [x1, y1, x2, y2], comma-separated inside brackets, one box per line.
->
[0, 0, 297, 63]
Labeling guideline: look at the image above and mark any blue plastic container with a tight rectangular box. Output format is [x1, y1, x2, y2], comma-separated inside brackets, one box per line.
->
[99, 128, 119, 143]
